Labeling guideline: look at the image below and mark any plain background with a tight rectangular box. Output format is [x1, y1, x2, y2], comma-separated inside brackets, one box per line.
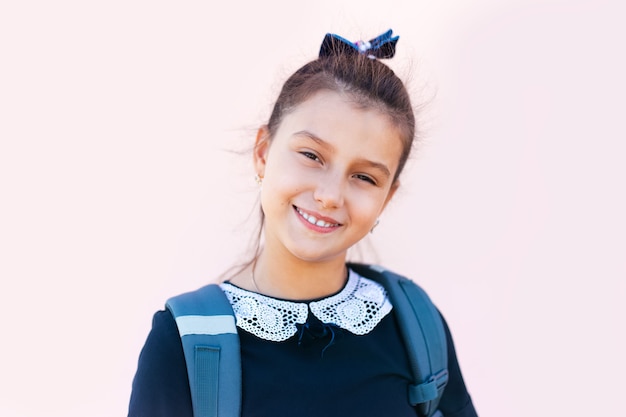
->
[1, 1, 624, 416]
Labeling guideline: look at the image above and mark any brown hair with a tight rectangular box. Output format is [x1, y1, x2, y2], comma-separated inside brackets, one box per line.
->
[266, 53, 415, 183]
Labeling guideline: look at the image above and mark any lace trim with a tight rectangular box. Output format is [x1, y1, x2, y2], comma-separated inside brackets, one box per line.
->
[309, 272, 392, 335]
[220, 269, 392, 342]
[220, 285, 308, 342]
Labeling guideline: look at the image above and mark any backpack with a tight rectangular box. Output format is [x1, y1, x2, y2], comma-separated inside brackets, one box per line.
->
[166, 263, 449, 417]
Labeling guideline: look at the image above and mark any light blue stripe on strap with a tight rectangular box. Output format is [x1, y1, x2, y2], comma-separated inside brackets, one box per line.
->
[175, 315, 237, 336]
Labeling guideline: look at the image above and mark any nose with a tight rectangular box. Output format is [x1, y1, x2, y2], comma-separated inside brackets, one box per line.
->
[313, 172, 345, 209]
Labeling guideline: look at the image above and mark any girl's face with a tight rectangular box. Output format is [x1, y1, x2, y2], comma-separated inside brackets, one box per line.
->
[254, 90, 403, 264]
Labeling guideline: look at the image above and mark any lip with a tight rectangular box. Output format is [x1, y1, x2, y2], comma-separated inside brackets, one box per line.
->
[293, 205, 342, 233]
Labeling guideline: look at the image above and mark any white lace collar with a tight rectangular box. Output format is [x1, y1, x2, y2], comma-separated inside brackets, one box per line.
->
[220, 269, 393, 342]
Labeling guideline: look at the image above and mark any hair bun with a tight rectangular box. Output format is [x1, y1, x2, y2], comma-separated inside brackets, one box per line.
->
[318, 29, 399, 60]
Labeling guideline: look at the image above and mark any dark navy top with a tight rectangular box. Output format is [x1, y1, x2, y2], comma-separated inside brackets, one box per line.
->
[128, 282, 477, 417]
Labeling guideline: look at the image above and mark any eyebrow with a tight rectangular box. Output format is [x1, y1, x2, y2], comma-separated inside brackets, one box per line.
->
[293, 130, 392, 179]
[293, 130, 335, 151]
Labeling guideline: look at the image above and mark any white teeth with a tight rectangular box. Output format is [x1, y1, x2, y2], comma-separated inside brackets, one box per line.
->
[296, 207, 338, 228]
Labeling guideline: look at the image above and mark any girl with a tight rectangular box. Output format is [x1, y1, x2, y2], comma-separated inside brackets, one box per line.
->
[128, 30, 478, 417]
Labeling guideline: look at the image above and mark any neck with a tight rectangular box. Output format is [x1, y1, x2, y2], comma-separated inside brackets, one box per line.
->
[253, 248, 348, 300]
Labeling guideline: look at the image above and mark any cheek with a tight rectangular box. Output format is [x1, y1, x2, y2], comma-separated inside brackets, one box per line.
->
[265, 155, 311, 192]
[261, 170, 304, 209]
[347, 189, 386, 221]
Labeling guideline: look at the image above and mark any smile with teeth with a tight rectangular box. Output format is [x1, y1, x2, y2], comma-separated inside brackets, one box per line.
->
[295, 206, 340, 228]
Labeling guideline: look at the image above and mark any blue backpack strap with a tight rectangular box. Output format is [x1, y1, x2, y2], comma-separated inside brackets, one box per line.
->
[166, 284, 241, 417]
[349, 263, 449, 417]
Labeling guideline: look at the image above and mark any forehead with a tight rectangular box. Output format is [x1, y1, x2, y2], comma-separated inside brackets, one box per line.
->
[274, 90, 404, 168]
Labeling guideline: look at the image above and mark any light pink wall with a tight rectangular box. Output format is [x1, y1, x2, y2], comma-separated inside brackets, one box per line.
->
[1, 1, 624, 416]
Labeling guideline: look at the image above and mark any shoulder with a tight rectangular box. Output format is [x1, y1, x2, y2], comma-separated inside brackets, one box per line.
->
[128, 309, 193, 417]
[149, 309, 181, 350]
[132, 309, 186, 379]
[350, 263, 478, 416]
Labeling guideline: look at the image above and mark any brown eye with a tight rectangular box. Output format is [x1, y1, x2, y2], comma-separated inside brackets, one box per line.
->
[354, 174, 376, 185]
[300, 151, 320, 162]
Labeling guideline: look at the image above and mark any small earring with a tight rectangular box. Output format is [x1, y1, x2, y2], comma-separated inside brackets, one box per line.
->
[254, 174, 263, 186]
[370, 218, 380, 234]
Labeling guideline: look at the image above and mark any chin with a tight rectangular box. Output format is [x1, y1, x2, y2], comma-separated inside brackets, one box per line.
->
[287, 246, 347, 264]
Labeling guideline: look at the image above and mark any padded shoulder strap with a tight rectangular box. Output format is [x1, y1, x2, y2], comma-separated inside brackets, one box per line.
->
[348, 263, 449, 417]
[166, 284, 241, 417]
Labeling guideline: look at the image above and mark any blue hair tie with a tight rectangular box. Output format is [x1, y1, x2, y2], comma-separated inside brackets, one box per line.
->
[319, 29, 399, 59]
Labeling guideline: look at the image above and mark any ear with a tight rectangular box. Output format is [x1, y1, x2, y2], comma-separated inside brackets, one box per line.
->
[380, 180, 400, 214]
[253, 125, 271, 178]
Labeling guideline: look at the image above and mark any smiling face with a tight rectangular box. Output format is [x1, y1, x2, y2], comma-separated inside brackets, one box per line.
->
[254, 90, 404, 264]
